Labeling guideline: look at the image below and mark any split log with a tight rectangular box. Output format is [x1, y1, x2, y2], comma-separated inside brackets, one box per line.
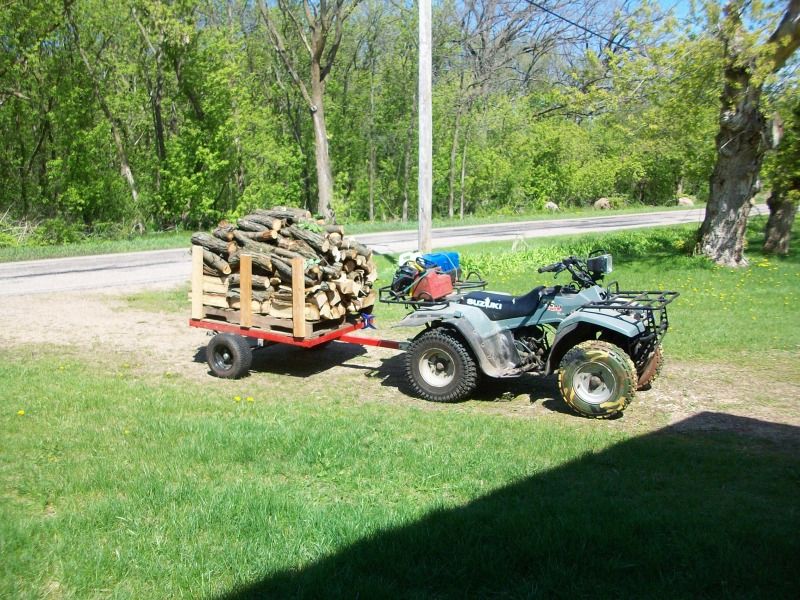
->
[202, 248, 231, 275]
[276, 235, 318, 259]
[323, 224, 344, 235]
[268, 298, 321, 321]
[270, 255, 315, 287]
[339, 237, 372, 258]
[285, 225, 329, 254]
[212, 225, 235, 242]
[192, 232, 230, 256]
[327, 232, 343, 247]
[242, 213, 282, 231]
[235, 229, 279, 242]
[228, 273, 272, 289]
[236, 218, 268, 232]
[319, 264, 342, 280]
[254, 207, 312, 223]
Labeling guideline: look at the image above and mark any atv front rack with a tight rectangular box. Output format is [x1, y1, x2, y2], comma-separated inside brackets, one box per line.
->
[580, 290, 680, 342]
[379, 271, 487, 310]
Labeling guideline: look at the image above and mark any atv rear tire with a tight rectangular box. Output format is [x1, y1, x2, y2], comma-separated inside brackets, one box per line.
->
[636, 344, 664, 391]
[558, 340, 636, 418]
[406, 329, 478, 403]
[207, 333, 252, 379]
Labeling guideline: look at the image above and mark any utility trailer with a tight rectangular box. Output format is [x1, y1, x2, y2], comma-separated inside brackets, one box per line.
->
[188, 245, 401, 378]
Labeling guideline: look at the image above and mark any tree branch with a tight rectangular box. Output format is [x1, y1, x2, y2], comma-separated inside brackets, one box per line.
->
[259, 0, 314, 108]
[767, 0, 800, 72]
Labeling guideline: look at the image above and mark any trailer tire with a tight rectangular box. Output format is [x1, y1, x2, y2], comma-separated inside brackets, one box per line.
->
[406, 329, 478, 403]
[207, 333, 252, 379]
[558, 340, 636, 418]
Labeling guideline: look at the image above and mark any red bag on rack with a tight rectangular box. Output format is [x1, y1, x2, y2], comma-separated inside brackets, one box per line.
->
[412, 269, 454, 301]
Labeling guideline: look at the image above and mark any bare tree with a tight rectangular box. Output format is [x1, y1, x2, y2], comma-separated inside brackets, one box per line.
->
[697, 0, 800, 266]
[259, 0, 362, 219]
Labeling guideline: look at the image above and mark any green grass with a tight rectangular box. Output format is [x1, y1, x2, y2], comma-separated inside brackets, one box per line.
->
[1, 350, 798, 598]
[0, 230, 192, 263]
[0, 204, 704, 263]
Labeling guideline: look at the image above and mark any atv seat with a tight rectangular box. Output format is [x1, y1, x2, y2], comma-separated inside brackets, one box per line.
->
[460, 286, 545, 321]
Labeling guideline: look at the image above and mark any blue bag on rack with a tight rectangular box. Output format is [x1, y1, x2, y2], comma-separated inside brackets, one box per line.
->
[420, 252, 460, 281]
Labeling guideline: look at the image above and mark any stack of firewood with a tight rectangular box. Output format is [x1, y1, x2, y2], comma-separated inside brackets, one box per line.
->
[191, 207, 377, 322]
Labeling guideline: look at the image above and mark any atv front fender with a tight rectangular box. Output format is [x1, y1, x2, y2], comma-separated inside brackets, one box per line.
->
[545, 310, 646, 374]
[397, 305, 521, 378]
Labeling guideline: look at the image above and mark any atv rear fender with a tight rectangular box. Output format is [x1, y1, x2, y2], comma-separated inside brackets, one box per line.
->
[545, 310, 646, 374]
[397, 305, 521, 377]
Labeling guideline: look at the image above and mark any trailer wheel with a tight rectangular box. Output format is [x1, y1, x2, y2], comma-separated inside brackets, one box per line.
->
[558, 340, 636, 418]
[406, 329, 478, 403]
[207, 333, 252, 379]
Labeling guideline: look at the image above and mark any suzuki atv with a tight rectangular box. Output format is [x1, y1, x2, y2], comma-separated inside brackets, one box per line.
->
[385, 253, 678, 418]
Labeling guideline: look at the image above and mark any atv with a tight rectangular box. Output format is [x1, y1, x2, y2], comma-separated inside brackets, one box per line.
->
[384, 253, 678, 418]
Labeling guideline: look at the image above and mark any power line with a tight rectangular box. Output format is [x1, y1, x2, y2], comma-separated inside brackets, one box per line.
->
[524, 0, 632, 51]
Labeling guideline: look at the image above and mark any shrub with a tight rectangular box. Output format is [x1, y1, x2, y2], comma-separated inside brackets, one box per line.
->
[30, 218, 85, 246]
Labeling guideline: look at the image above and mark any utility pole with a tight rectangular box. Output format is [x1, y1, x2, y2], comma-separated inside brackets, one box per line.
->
[418, 0, 432, 253]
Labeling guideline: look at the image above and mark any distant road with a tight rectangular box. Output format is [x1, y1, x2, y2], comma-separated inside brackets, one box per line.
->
[0, 206, 766, 297]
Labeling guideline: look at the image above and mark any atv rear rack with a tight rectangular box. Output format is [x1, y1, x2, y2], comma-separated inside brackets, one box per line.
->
[379, 271, 487, 310]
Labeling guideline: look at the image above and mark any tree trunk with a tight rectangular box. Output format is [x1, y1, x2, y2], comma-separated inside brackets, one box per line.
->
[448, 105, 463, 219]
[310, 64, 334, 220]
[764, 191, 797, 255]
[402, 93, 416, 223]
[696, 68, 765, 266]
[459, 130, 468, 220]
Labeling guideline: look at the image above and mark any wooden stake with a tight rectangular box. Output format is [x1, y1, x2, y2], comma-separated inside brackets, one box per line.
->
[240, 254, 253, 328]
[291, 256, 306, 338]
[191, 245, 204, 319]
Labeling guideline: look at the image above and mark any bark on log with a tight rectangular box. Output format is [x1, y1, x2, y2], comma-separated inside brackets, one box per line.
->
[242, 213, 282, 230]
[202, 248, 231, 275]
[228, 273, 272, 289]
[192, 232, 230, 256]
[237, 218, 268, 232]
[339, 237, 372, 257]
[212, 225, 235, 242]
[285, 225, 330, 254]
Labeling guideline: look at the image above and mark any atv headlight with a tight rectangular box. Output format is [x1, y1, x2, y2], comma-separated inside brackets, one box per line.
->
[587, 254, 613, 275]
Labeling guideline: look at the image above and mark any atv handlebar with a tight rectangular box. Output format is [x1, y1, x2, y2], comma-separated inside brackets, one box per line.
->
[537, 261, 566, 274]
[538, 256, 600, 288]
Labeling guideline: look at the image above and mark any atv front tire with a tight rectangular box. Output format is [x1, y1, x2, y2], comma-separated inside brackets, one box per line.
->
[558, 340, 636, 418]
[207, 333, 252, 379]
[406, 329, 478, 402]
[636, 344, 664, 391]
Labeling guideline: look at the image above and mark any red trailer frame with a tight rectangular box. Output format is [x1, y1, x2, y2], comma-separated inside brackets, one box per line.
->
[189, 317, 402, 350]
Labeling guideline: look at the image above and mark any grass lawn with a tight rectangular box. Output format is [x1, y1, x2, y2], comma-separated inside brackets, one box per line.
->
[3, 219, 799, 598]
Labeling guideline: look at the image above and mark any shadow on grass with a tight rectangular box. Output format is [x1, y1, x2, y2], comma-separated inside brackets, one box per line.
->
[217, 412, 799, 599]
[193, 342, 369, 379]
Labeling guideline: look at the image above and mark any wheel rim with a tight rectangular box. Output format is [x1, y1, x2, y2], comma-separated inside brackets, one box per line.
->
[572, 361, 616, 405]
[418, 348, 456, 388]
[212, 345, 234, 372]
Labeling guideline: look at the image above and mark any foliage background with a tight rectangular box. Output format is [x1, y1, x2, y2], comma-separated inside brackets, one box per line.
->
[0, 0, 791, 242]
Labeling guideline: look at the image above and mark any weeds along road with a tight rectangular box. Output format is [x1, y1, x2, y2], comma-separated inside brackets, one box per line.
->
[0, 206, 766, 296]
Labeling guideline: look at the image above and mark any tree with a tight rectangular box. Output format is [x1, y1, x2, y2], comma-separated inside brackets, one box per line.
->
[764, 96, 799, 254]
[259, 0, 362, 220]
[697, 0, 800, 266]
